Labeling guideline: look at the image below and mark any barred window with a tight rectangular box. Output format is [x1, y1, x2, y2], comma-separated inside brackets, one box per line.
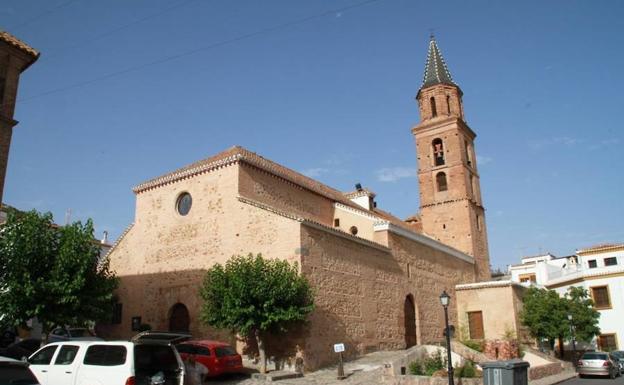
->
[591, 286, 611, 309]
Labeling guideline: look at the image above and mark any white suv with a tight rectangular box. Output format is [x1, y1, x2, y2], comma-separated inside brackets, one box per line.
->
[28, 340, 185, 385]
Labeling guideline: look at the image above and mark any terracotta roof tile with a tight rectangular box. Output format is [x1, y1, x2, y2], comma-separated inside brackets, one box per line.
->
[0, 30, 39, 61]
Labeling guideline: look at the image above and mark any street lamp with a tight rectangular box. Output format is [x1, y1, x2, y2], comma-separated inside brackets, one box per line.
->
[567, 314, 577, 364]
[439, 290, 454, 385]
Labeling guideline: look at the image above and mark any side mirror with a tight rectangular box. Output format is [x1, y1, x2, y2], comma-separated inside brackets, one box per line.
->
[21, 356, 28, 363]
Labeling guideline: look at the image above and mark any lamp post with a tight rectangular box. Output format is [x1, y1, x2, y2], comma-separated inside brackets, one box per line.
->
[440, 290, 454, 385]
[567, 314, 577, 364]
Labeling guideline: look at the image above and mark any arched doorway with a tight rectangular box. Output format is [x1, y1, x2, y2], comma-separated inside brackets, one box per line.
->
[168, 303, 190, 332]
[404, 295, 417, 348]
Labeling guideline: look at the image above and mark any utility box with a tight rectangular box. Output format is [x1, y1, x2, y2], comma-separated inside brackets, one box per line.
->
[481, 359, 530, 385]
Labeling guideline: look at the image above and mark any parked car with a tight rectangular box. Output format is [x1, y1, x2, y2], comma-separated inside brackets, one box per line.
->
[0, 356, 40, 385]
[176, 340, 243, 377]
[27, 340, 185, 385]
[0, 338, 41, 361]
[47, 327, 102, 343]
[611, 351, 624, 375]
[131, 331, 191, 344]
[577, 352, 619, 378]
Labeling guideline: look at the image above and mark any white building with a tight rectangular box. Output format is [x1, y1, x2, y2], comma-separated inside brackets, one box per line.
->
[508, 244, 624, 352]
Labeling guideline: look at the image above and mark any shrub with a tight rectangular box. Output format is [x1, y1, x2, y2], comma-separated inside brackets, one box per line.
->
[408, 360, 424, 375]
[463, 339, 483, 352]
[456, 360, 477, 378]
[423, 350, 446, 376]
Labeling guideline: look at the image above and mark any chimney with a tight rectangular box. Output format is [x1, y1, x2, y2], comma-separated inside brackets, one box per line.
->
[101, 231, 109, 244]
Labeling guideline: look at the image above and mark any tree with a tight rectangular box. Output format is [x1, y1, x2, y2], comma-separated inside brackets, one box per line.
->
[521, 286, 600, 358]
[564, 286, 600, 343]
[520, 287, 569, 353]
[199, 253, 314, 373]
[0, 209, 118, 339]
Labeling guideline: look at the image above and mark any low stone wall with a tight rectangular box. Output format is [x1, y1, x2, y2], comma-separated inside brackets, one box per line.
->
[483, 340, 519, 360]
[528, 362, 563, 380]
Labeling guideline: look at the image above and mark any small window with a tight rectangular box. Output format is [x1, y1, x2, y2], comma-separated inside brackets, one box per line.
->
[591, 286, 611, 309]
[54, 345, 80, 365]
[176, 192, 192, 216]
[334, 218, 340, 227]
[195, 346, 211, 356]
[175, 344, 196, 354]
[432, 138, 445, 166]
[349, 226, 358, 236]
[446, 95, 451, 115]
[476, 214, 481, 231]
[430, 96, 437, 117]
[588, 260, 597, 268]
[599, 334, 618, 351]
[605, 257, 617, 266]
[436, 172, 448, 192]
[29, 345, 58, 365]
[112, 303, 123, 324]
[83, 345, 127, 366]
[467, 311, 484, 340]
[407, 263, 411, 278]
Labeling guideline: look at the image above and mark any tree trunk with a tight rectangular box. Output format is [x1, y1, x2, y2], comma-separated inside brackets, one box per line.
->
[255, 329, 267, 374]
[548, 339, 555, 356]
[558, 335, 564, 359]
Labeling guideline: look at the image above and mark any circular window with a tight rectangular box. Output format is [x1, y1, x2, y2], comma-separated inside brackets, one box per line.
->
[350, 226, 358, 236]
[176, 192, 192, 216]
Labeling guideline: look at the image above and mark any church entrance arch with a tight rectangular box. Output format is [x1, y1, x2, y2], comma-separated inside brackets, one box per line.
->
[168, 303, 190, 332]
[404, 294, 417, 348]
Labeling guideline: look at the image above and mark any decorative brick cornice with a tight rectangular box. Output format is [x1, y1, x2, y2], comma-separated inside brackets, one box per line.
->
[421, 197, 483, 209]
[237, 196, 391, 253]
[0, 31, 39, 58]
[373, 221, 474, 264]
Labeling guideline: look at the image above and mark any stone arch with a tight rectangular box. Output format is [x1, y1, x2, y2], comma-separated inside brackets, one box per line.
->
[168, 302, 190, 332]
[404, 294, 417, 348]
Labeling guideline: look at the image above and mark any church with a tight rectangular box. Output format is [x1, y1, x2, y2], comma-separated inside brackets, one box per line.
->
[106, 37, 491, 370]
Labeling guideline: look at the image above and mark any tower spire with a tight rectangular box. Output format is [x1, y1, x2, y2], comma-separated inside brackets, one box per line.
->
[420, 36, 456, 90]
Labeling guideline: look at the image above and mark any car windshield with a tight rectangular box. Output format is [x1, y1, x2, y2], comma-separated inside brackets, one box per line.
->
[0, 364, 39, 385]
[582, 353, 608, 360]
[612, 351, 624, 359]
[215, 346, 237, 357]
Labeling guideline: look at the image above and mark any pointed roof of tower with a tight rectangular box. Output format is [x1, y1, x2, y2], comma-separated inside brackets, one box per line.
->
[420, 35, 457, 90]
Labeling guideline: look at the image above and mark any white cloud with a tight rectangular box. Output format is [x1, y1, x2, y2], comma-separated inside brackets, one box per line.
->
[477, 155, 493, 166]
[588, 138, 620, 151]
[375, 167, 416, 182]
[528, 136, 582, 150]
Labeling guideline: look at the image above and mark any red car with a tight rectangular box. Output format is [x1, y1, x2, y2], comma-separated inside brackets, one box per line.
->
[176, 340, 243, 377]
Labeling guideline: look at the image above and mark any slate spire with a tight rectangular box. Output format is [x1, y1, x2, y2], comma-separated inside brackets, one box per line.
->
[420, 35, 457, 90]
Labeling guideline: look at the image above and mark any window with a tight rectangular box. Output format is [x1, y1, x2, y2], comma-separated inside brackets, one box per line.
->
[83, 345, 127, 366]
[446, 95, 451, 115]
[591, 286, 611, 309]
[134, 345, 179, 372]
[29, 345, 58, 365]
[588, 260, 597, 268]
[468, 311, 484, 340]
[334, 218, 340, 227]
[430, 96, 437, 117]
[196, 346, 211, 356]
[175, 344, 196, 354]
[599, 334, 618, 352]
[605, 257, 618, 266]
[519, 274, 536, 283]
[407, 263, 411, 278]
[464, 140, 472, 166]
[52, 328, 68, 337]
[54, 345, 80, 365]
[436, 172, 448, 192]
[176, 192, 192, 216]
[112, 303, 123, 324]
[432, 138, 445, 166]
[215, 346, 237, 357]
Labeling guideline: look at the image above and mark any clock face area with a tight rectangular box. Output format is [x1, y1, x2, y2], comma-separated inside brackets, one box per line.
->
[176, 192, 192, 216]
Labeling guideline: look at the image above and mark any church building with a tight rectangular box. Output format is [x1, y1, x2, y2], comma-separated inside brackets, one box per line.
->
[106, 37, 491, 370]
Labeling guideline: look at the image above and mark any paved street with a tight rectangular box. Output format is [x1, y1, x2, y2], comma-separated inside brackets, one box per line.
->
[559, 374, 624, 385]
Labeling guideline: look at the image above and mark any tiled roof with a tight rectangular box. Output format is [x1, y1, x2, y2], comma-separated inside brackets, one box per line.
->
[344, 188, 376, 199]
[420, 35, 456, 90]
[577, 243, 624, 255]
[0, 30, 39, 61]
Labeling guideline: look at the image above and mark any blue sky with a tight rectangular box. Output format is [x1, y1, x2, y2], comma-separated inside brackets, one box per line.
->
[2, 0, 623, 269]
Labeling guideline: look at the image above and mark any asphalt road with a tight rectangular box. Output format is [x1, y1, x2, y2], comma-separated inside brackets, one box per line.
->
[560, 374, 624, 385]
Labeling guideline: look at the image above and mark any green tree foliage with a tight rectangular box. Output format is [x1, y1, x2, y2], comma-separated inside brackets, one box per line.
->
[0, 209, 117, 337]
[199, 253, 314, 373]
[564, 286, 600, 342]
[521, 286, 600, 356]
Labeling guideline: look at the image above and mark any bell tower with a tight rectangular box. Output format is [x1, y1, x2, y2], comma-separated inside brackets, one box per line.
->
[0, 31, 39, 204]
[412, 36, 491, 281]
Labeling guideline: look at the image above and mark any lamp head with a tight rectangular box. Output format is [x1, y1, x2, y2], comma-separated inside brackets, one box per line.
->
[439, 290, 451, 307]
